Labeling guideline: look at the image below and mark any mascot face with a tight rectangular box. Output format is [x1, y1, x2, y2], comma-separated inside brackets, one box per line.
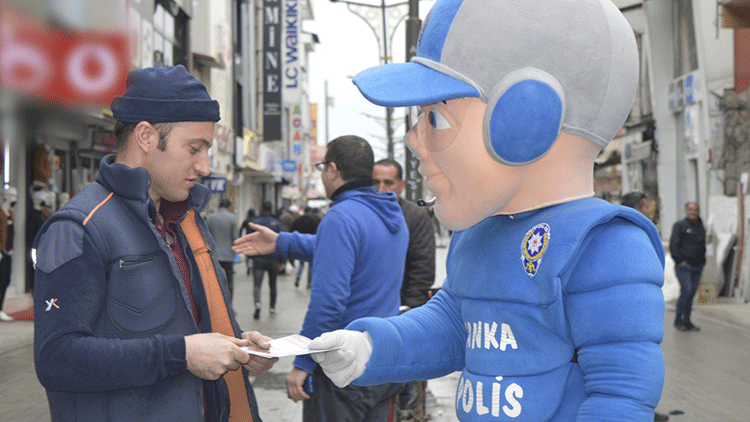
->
[354, 0, 639, 231]
[405, 97, 523, 231]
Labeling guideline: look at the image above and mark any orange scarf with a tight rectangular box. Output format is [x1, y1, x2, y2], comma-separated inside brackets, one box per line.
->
[181, 209, 253, 421]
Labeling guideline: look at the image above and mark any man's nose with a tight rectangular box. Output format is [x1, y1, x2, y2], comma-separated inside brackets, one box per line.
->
[195, 151, 211, 176]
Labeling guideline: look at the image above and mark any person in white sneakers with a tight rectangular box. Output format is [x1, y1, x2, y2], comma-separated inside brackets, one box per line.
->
[0, 186, 17, 322]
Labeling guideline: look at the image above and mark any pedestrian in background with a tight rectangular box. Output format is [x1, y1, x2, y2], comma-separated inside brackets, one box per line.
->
[32, 65, 275, 421]
[240, 208, 257, 275]
[621, 191, 653, 221]
[669, 201, 706, 332]
[251, 201, 283, 320]
[234, 135, 408, 421]
[0, 187, 16, 322]
[372, 158, 435, 421]
[277, 205, 299, 275]
[290, 206, 319, 289]
[206, 198, 238, 299]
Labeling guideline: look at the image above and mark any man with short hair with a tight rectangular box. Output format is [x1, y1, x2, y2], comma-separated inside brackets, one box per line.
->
[373, 158, 435, 309]
[669, 202, 706, 332]
[33, 65, 275, 421]
[373, 158, 435, 420]
[234, 135, 408, 421]
[206, 198, 238, 298]
[621, 191, 653, 221]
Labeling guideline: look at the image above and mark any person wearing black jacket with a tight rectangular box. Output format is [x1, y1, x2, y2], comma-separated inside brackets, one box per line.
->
[373, 158, 435, 421]
[373, 159, 436, 308]
[669, 202, 706, 332]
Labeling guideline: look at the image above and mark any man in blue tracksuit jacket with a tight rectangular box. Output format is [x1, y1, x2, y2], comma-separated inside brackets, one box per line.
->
[234, 135, 409, 421]
[33, 65, 274, 421]
[306, 1, 666, 421]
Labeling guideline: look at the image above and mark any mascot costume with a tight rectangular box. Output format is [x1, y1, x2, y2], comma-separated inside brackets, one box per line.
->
[309, 0, 666, 420]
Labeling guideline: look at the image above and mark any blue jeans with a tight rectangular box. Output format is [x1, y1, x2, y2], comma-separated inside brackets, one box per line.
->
[295, 260, 312, 287]
[674, 263, 703, 325]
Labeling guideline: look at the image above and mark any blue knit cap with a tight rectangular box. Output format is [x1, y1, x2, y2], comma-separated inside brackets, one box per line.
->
[111, 65, 220, 123]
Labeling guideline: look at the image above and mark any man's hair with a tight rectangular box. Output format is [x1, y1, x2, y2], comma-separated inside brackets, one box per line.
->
[621, 192, 646, 210]
[219, 198, 232, 209]
[261, 201, 273, 214]
[374, 158, 403, 181]
[325, 135, 374, 181]
[685, 201, 698, 209]
[113, 121, 177, 152]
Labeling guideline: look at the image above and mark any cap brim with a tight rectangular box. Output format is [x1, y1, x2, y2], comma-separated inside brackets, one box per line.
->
[353, 62, 481, 107]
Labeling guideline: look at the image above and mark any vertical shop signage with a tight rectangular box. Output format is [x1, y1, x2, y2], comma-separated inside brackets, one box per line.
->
[290, 104, 303, 162]
[263, 0, 283, 142]
[283, 0, 300, 104]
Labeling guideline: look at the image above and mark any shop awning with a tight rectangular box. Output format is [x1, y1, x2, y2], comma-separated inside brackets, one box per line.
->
[723, 0, 750, 28]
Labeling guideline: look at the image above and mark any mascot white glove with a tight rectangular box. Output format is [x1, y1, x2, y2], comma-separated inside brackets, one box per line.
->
[309, 330, 372, 388]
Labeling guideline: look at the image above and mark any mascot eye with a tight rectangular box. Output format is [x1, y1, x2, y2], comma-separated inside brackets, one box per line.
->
[428, 110, 451, 130]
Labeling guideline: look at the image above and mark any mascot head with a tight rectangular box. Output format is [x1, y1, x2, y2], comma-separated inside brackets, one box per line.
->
[353, 0, 639, 230]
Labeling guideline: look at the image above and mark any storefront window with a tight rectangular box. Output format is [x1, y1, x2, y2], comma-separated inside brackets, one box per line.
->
[672, 0, 699, 78]
[153, 0, 188, 67]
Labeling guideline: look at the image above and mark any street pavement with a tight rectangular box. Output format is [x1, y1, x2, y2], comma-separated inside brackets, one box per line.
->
[2, 236, 750, 421]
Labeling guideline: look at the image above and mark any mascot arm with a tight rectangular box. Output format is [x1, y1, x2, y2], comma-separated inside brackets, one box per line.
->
[347, 288, 467, 385]
[564, 218, 665, 422]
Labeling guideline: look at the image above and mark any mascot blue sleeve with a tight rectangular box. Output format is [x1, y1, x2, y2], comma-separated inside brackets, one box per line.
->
[348, 288, 466, 384]
[564, 217, 665, 421]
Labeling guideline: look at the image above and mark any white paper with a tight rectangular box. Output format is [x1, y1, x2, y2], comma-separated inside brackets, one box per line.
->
[241, 334, 337, 359]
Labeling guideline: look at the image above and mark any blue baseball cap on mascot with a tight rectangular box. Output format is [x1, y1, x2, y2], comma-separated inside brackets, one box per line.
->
[353, 0, 639, 166]
[111, 65, 220, 123]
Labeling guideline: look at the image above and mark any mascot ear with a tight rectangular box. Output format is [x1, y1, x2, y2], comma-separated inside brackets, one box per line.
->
[483, 68, 566, 166]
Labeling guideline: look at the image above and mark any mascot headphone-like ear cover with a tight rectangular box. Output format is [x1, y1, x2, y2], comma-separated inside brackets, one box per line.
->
[483, 68, 566, 166]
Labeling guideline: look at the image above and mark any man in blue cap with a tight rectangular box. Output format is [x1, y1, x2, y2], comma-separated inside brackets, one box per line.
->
[308, 0, 666, 421]
[33, 65, 275, 422]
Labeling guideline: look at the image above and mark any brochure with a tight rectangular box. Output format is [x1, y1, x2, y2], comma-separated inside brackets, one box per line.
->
[241, 334, 337, 358]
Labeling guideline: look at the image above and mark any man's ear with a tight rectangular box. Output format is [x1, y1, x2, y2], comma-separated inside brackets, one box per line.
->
[328, 161, 340, 178]
[132, 121, 157, 154]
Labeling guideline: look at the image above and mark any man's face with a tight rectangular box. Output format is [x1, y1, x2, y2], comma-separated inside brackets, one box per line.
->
[404, 97, 523, 231]
[373, 164, 405, 195]
[145, 121, 213, 204]
[320, 161, 337, 199]
[686, 203, 700, 222]
[637, 197, 653, 220]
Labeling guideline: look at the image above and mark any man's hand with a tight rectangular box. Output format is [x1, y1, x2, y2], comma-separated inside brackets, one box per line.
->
[309, 330, 372, 388]
[185, 333, 250, 380]
[232, 223, 279, 256]
[286, 367, 311, 402]
[241, 331, 278, 376]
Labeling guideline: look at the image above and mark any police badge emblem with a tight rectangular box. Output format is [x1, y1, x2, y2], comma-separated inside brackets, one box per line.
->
[521, 223, 551, 277]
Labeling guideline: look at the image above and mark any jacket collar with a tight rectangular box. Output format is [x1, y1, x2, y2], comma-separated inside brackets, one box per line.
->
[96, 154, 211, 214]
[331, 179, 374, 201]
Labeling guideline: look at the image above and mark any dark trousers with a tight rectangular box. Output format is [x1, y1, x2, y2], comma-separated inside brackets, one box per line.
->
[0, 254, 11, 309]
[303, 366, 404, 422]
[252, 258, 279, 309]
[675, 263, 703, 325]
[219, 261, 234, 299]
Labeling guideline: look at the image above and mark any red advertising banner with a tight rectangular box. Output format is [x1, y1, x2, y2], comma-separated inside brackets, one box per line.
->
[0, 3, 129, 105]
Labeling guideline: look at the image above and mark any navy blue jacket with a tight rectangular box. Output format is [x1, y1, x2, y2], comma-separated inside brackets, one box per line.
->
[33, 155, 262, 422]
